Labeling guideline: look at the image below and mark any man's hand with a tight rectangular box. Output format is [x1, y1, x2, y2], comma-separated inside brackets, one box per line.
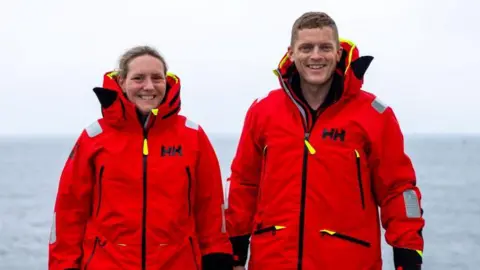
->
[234, 267, 246, 270]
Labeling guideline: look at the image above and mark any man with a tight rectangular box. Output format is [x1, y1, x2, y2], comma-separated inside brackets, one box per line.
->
[225, 11, 425, 270]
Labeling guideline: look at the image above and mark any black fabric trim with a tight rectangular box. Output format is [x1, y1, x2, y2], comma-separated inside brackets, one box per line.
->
[201, 253, 233, 270]
[93, 87, 117, 109]
[162, 103, 181, 119]
[230, 234, 250, 266]
[393, 247, 422, 269]
[169, 89, 180, 107]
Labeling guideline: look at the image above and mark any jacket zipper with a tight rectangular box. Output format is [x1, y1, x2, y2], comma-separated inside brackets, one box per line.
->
[83, 237, 99, 269]
[320, 230, 371, 247]
[186, 166, 192, 216]
[297, 132, 310, 270]
[354, 150, 365, 209]
[189, 237, 199, 270]
[95, 166, 104, 216]
[141, 116, 151, 270]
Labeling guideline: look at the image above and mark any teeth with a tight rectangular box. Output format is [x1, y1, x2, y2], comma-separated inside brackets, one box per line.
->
[308, 64, 326, 69]
[139, 95, 155, 100]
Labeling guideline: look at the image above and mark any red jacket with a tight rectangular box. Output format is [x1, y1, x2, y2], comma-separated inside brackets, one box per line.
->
[48, 71, 232, 270]
[226, 40, 425, 270]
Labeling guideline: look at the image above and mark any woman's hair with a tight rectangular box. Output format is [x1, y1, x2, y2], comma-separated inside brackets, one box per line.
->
[117, 45, 168, 78]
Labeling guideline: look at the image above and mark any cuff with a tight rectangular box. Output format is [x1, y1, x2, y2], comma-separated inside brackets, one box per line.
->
[229, 234, 250, 266]
[202, 253, 233, 270]
[393, 247, 422, 270]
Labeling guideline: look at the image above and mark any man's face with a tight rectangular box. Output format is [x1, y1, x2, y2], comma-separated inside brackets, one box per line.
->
[288, 27, 342, 87]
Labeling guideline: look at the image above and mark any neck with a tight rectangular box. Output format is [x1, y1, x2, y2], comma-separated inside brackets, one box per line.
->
[300, 77, 333, 110]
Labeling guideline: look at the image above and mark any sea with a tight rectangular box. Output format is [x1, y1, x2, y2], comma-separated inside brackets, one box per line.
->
[0, 134, 479, 269]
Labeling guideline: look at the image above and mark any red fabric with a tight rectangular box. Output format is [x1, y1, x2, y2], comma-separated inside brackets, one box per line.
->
[226, 40, 425, 269]
[48, 72, 232, 269]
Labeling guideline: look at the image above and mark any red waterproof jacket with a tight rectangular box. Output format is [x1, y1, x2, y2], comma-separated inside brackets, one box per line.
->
[48, 71, 232, 270]
[226, 39, 425, 270]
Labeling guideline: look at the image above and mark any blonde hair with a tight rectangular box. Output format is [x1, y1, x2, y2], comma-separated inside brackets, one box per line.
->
[117, 45, 168, 78]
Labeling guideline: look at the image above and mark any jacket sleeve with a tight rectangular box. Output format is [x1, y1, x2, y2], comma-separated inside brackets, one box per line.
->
[48, 131, 95, 270]
[369, 107, 425, 270]
[225, 100, 264, 266]
[194, 125, 233, 270]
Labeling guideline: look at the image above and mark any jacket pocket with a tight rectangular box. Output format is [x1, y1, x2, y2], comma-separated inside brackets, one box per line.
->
[320, 229, 370, 247]
[83, 237, 99, 269]
[95, 166, 105, 216]
[253, 225, 286, 236]
[354, 150, 365, 210]
[189, 236, 199, 270]
[186, 166, 192, 217]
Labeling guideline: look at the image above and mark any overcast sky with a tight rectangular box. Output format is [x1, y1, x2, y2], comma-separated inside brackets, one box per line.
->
[1, 0, 478, 137]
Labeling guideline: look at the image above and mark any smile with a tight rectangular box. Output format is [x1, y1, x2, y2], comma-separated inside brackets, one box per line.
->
[137, 95, 156, 100]
[307, 64, 326, 69]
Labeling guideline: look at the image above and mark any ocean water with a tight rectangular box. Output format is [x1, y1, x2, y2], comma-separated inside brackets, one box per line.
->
[0, 134, 479, 269]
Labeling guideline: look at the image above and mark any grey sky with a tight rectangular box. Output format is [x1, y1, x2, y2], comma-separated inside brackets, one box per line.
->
[1, 0, 478, 136]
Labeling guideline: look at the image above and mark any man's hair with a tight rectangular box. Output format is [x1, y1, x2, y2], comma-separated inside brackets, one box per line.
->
[290, 12, 339, 47]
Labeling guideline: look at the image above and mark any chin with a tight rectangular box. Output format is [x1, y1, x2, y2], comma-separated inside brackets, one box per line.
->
[306, 77, 329, 86]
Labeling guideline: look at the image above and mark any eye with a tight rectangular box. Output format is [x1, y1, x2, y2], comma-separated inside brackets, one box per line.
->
[300, 44, 313, 52]
[321, 44, 333, 51]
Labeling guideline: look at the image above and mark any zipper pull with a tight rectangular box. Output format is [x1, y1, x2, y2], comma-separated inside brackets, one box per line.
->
[304, 133, 316, 155]
[304, 140, 316, 155]
[143, 138, 149, 155]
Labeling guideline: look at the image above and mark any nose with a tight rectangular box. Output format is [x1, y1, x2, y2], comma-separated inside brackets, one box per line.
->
[143, 77, 155, 90]
[311, 47, 324, 60]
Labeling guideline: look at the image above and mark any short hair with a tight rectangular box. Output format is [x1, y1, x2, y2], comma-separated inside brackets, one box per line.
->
[117, 45, 168, 78]
[290, 12, 339, 47]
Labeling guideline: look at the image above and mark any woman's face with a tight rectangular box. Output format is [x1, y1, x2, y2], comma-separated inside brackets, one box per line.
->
[119, 54, 167, 115]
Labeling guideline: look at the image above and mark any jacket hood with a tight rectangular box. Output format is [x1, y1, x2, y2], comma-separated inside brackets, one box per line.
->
[92, 70, 181, 129]
[274, 38, 374, 99]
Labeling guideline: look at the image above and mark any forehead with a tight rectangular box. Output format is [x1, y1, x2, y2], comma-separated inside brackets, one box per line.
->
[295, 27, 336, 45]
[128, 55, 165, 74]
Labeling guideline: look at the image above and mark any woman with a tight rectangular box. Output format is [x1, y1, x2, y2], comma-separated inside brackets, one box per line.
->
[48, 46, 233, 270]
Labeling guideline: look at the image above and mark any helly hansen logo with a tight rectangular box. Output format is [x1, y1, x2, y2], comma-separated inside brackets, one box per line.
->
[322, 128, 346, 142]
[161, 145, 183, 156]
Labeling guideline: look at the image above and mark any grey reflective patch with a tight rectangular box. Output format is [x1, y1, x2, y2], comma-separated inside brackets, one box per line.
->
[85, 121, 102, 137]
[185, 119, 199, 130]
[221, 204, 227, 233]
[371, 98, 387, 114]
[49, 212, 56, 244]
[403, 190, 421, 218]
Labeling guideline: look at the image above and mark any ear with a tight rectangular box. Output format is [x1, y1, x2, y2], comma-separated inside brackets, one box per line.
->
[336, 46, 343, 63]
[117, 77, 126, 92]
[287, 46, 294, 60]
[350, 56, 374, 80]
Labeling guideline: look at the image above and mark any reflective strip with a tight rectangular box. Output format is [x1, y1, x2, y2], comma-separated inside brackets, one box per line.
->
[403, 189, 421, 218]
[371, 97, 387, 114]
[106, 70, 118, 78]
[339, 38, 356, 74]
[167, 72, 179, 83]
[221, 204, 227, 233]
[49, 212, 56, 244]
[85, 121, 102, 137]
[185, 119, 199, 130]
